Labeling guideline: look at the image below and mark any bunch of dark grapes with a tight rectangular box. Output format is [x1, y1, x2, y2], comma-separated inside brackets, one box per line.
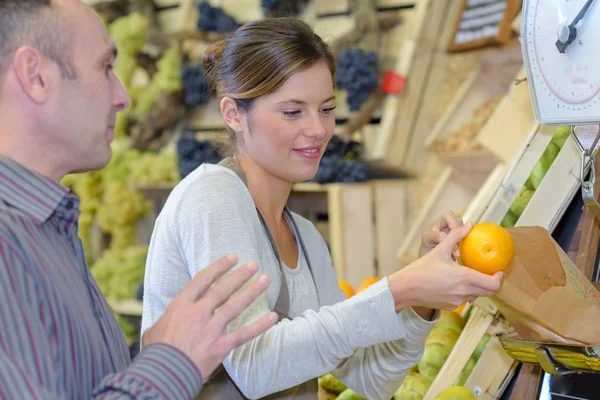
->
[261, 0, 308, 16]
[181, 63, 211, 107]
[261, 0, 282, 11]
[335, 47, 379, 111]
[310, 135, 368, 183]
[197, 2, 239, 33]
[135, 282, 143, 302]
[177, 136, 223, 178]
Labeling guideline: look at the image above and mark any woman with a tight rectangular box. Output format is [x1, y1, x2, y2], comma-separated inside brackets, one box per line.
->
[141, 17, 503, 400]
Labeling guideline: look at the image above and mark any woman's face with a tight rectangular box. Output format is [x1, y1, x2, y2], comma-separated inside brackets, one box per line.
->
[236, 61, 336, 183]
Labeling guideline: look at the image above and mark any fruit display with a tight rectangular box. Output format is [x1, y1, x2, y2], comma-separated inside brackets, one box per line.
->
[393, 372, 432, 400]
[335, 48, 379, 111]
[181, 63, 212, 107]
[128, 146, 181, 186]
[431, 95, 503, 153]
[197, 2, 239, 33]
[459, 222, 515, 275]
[90, 245, 149, 302]
[336, 389, 367, 400]
[96, 181, 151, 249]
[338, 281, 355, 299]
[319, 373, 347, 394]
[176, 136, 223, 179]
[311, 135, 368, 184]
[134, 45, 182, 116]
[355, 276, 380, 293]
[501, 126, 571, 227]
[391, 311, 471, 399]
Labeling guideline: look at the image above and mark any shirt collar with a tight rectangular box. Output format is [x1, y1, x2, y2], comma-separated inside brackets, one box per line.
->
[0, 154, 74, 225]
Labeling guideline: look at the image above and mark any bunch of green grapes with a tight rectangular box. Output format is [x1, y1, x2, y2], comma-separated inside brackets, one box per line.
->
[61, 171, 104, 257]
[108, 12, 150, 59]
[108, 12, 150, 137]
[96, 181, 151, 249]
[90, 244, 149, 301]
[102, 139, 142, 185]
[128, 146, 180, 186]
[134, 45, 182, 115]
[115, 314, 138, 344]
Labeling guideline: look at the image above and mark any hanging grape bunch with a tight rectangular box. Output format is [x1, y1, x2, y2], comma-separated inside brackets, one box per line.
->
[261, 0, 309, 16]
[181, 63, 212, 107]
[261, 0, 282, 11]
[335, 48, 379, 112]
[177, 136, 223, 179]
[197, 2, 239, 33]
[311, 135, 367, 184]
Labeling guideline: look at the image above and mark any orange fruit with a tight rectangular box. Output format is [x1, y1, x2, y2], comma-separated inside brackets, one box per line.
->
[459, 222, 514, 275]
[453, 302, 467, 315]
[338, 280, 355, 298]
[356, 276, 380, 293]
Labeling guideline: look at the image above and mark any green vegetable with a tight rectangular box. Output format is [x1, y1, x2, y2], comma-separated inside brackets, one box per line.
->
[454, 357, 477, 387]
[500, 210, 519, 228]
[319, 373, 347, 394]
[509, 188, 534, 216]
[472, 334, 491, 361]
[551, 125, 571, 149]
[394, 372, 432, 400]
[336, 388, 367, 400]
[530, 142, 560, 189]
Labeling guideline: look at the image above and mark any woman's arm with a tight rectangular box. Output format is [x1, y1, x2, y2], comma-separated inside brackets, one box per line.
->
[313, 235, 437, 400]
[144, 168, 416, 399]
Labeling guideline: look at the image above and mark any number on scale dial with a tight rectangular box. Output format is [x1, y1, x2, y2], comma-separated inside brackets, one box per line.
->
[522, 0, 600, 124]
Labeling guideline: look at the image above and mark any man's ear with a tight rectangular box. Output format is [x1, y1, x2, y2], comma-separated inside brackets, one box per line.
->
[12, 46, 53, 104]
[220, 96, 244, 134]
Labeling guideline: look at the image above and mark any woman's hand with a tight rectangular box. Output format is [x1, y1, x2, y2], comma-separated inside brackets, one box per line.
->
[419, 210, 463, 258]
[390, 223, 504, 313]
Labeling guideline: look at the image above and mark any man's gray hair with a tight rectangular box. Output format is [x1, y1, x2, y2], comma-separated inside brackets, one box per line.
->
[0, 0, 77, 81]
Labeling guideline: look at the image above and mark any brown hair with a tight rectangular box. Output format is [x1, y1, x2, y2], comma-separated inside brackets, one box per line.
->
[202, 17, 335, 155]
[0, 0, 76, 83]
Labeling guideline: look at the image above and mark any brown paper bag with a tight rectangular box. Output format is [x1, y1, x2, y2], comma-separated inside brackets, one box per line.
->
[491, 226, 600, 345]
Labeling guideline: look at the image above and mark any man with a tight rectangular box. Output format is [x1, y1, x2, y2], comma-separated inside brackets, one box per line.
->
[0, 0, 277, 398]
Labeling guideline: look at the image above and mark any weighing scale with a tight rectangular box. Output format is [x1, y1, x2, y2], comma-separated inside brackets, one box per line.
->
[497, 1, 600, 398]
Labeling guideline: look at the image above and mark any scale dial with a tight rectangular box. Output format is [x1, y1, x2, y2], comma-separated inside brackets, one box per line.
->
[522, 0, 600, 125]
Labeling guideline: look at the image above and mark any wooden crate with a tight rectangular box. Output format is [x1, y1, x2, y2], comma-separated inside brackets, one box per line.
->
[476, 67, 538, 165]
[395, 165, 475, 266]
[395, 54, 522, 267]
[289, 180, 414, 288]
[423, 300, 518, 400]
[423, 124, 595, 399]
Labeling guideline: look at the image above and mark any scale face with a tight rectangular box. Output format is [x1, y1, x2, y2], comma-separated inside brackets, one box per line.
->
[521, 0, 600, 125]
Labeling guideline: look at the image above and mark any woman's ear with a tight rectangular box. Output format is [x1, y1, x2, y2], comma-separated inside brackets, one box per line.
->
[220, 96, 243, 133]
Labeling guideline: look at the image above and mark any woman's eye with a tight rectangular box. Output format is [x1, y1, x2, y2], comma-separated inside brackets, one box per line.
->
[321, 106, 336, 114]
[283, 110, 301, 117]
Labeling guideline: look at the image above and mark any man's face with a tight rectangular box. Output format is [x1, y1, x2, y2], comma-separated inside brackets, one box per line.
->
[47, 1, 130, 174]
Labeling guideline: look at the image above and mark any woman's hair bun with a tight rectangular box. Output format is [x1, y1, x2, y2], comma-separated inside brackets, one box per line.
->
[202, 39, 227, 85]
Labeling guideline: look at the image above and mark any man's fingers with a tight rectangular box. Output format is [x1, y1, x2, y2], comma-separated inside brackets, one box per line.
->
[222, 312, 278, 351]
[212, 274, 271, 327]
[180, 254, 239, 303]
[204, 262, 260, 310]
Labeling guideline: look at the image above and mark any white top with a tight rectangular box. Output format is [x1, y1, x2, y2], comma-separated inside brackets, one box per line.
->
[140, 163, 436, 400]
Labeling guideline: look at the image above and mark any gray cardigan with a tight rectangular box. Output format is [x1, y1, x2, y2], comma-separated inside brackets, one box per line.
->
[140, 164, 436, 400]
